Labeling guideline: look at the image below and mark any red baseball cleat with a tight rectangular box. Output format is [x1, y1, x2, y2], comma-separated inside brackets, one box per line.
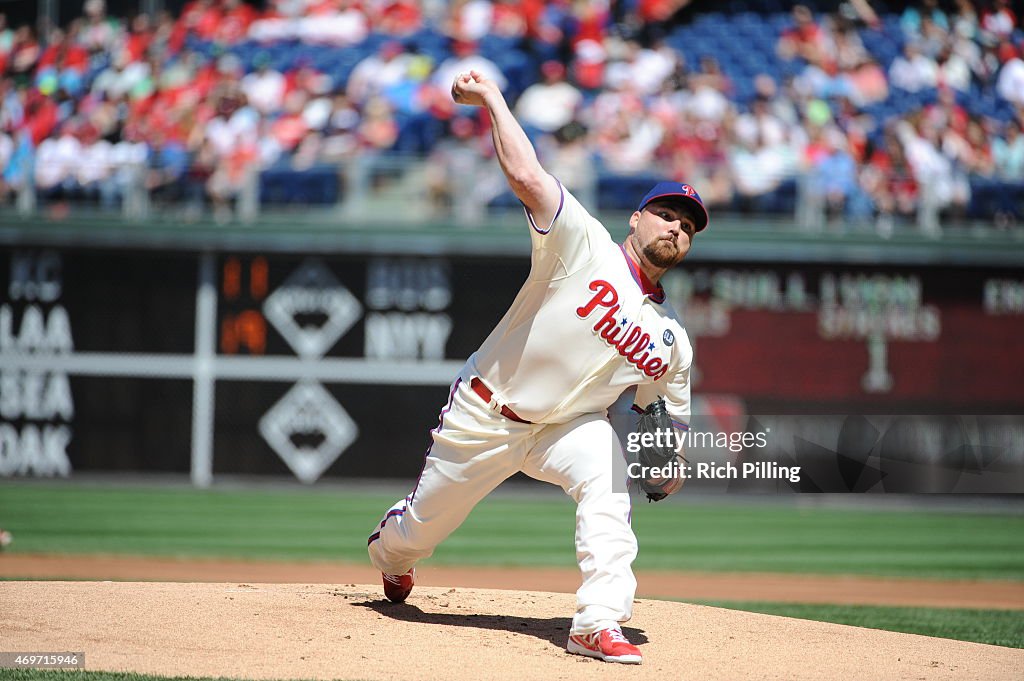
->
[382, 568, 415, 603]
[567, 628, 643, 664]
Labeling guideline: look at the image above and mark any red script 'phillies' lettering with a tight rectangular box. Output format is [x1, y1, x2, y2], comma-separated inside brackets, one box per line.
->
[575, 280, 668, 380]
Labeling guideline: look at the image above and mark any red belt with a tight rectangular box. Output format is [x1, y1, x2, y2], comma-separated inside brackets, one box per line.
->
[470, 377, 531, 424]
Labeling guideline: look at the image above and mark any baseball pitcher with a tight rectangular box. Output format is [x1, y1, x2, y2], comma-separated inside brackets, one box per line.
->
[368, 69, 707, 665]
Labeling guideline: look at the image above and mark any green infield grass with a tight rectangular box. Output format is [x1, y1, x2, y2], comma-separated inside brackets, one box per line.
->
[692, 601, 1024, 649]
[0, 483, 1022, 580]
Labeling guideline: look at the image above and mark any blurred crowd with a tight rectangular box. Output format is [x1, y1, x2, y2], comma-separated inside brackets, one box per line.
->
[0, 0, 1022, 227]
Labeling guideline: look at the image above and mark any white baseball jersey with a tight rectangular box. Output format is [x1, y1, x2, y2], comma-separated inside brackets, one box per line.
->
[467, 179, 693, 428]
[369, 177, 696, 638]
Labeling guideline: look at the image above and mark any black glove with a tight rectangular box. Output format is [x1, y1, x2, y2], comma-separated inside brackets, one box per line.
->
[635, 398, 685, 502]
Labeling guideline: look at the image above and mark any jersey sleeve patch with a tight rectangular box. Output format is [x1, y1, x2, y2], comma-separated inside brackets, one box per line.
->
[522, 176, 565, 235]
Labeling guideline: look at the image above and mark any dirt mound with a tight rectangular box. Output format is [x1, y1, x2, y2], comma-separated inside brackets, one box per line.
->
[4, 554, 1023, 610]
[3, 582, 1021, 680]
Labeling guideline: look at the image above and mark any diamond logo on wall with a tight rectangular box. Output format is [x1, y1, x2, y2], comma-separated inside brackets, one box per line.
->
[258, 381, 358, 483]
[263, 258, 362, 358]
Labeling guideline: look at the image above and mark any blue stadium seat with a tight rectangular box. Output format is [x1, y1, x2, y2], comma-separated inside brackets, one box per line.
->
[491, 50, 534, 103]
[361, 33, 389, 54]
[995, 99, 1017, 122]
[260, 165, 339, 205]
[693, 22, 717, 38]
[761, 179, 797, 213]
[406, 28, 445, 51]
[969, 178, 1024, 219]
[736, 12, 762, 27]
[479, 35, 522, 62]
[391, 113, 445, 155]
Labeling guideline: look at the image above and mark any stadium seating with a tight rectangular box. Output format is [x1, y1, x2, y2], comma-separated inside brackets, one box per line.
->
[9, 2, 1021, 222]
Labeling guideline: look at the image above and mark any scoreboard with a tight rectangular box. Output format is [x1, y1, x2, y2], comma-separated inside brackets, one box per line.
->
[665, 264, 1024, 411]
[1, 246, 1022, 487]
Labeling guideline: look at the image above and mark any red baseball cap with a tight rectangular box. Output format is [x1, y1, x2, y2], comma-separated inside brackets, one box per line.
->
[638, 181, 709, 232]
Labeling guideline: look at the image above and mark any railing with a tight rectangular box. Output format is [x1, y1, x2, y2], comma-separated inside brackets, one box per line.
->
[5, 151, 1022, 234]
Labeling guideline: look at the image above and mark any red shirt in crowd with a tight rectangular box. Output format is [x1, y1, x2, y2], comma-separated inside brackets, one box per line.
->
[376, 1, 422, 34]
[37, 42, 89, 72]
[179, 0, 222, 41]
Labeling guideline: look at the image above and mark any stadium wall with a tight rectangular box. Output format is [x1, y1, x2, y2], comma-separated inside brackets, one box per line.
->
[0, 216, 1022, 490]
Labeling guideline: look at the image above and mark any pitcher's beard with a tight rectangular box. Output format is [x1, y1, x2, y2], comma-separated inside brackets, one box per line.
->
[643, 240, 679, 268]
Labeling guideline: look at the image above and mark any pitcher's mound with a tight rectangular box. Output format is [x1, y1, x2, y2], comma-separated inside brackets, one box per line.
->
[3, 582, 1020, 680]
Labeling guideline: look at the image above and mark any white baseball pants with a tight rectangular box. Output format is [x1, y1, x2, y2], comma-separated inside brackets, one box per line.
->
[367, 375, 637, 635]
